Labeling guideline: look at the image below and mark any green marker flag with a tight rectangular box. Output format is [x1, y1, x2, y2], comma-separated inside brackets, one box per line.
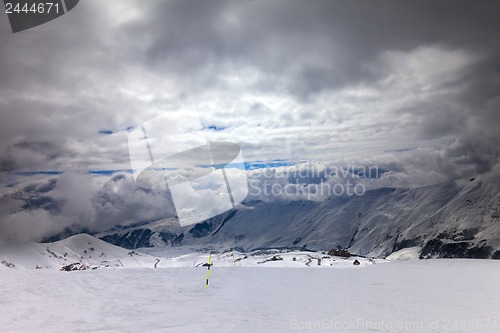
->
[205, 254, 212, 288]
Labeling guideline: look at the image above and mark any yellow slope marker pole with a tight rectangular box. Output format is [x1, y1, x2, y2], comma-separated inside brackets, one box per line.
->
[232, 250, 236, 268]
[205, 254, 212, 288]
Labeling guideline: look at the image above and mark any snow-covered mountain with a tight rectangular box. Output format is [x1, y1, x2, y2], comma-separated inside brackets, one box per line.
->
[0, 233, 160, 269]
[0, 233, 384, 270]
[95, 177, 500, 259]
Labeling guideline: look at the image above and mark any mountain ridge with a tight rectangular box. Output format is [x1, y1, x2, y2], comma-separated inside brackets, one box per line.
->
[90, 177, 500, 259]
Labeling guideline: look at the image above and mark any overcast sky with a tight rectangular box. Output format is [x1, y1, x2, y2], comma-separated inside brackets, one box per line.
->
[1, 0, 499, 241]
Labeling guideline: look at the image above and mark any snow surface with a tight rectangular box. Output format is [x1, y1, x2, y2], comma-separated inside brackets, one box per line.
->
[0, 234, 378, 270]
[1, 261, 499, 332]
[386, 246, 422, 261]
[0, 234, 160, 270]
[1, 235, 499, 332]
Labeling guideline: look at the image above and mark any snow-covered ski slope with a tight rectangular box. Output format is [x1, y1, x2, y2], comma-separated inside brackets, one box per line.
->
[1, 260, 499, 333]
[1, 235, 499, 332]
[0, 234, 379, 270]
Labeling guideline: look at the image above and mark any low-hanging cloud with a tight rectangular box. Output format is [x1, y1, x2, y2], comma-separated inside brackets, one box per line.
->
[0, 173, 177, 242]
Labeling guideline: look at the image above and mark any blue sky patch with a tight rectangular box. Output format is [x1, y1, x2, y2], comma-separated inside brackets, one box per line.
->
[204, 125, 226, 132]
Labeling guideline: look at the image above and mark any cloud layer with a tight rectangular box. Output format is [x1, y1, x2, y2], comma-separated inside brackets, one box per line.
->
[1, 0, 499, 240]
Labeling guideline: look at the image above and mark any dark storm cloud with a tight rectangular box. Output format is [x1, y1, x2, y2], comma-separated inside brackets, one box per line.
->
[126, 0, 500, 97]
[14, 141, 76, 161]
[1, 0, 499, 167]
[118, 0, 500, 169]
[0, 0, 499, 241]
